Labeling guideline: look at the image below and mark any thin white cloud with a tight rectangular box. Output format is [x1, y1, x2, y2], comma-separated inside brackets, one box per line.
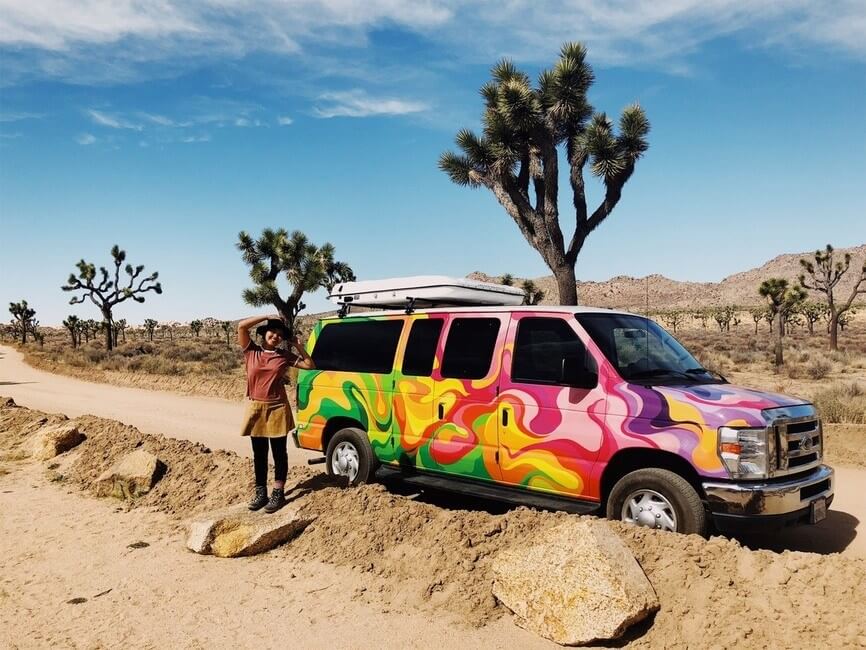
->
[314, 90, 428, 118]
[87, 109, 142, 130]
[181, 134, 211, 143]
[0, 111, 44, 122]
[76, 133, 96, 145]
[139, 112, 191, 127]
[277, 115, 293, 126]
[0, 131, 22, 138]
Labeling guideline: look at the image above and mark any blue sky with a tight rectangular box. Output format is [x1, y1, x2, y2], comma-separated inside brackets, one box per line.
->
[1, 1, 865, 326]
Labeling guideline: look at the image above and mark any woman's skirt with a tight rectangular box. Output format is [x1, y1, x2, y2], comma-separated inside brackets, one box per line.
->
[240, 400, 294, 438]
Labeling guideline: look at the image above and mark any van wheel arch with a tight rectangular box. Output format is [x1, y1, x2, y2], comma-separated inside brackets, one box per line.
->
[321, 416, 366, 454]
[600, 448, 705, 508]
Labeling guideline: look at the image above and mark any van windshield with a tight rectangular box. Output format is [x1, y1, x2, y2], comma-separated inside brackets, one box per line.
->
[575, 313, 723, 386]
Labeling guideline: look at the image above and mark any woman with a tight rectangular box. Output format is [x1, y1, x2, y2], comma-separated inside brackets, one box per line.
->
[237, 314, 315, 513]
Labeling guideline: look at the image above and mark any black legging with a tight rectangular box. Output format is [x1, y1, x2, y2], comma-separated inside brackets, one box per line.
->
[251, 436, 288, 486]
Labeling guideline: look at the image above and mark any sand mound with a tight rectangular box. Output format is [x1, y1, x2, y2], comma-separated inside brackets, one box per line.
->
[2, 397, 866, 648]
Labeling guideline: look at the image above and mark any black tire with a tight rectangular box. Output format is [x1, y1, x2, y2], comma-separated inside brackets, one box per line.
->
[606, 468, 707, 536]
[325, 427, 378, 485]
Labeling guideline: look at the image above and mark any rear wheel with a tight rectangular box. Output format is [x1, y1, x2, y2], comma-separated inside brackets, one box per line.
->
[325, 427, 378, 485]
[606, 468, 707, 535]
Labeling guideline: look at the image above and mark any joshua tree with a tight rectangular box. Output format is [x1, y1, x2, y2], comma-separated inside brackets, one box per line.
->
[143, 318, 158, 342]
[190, 319, 203, 338]
[759, 279, 806, 366]
[797, 302, 825, 336]
[237, 229, 354, 335]
[748, 307, 767, 335]
[63, 315, 81, 348]
[692, 309, 709, 329]
[8, 300, 36, 344]
[661, 310, 687, 334]
[500, 273, 515, 286]
[32, 328, 44, 348]
[799, 245, 866, 351]
[114, 318, 127, 345]
[439, 42, 649, 305]
[62, 245, 162, 352]
[220, 320, 233, 345]
[520, 279, 545, 305]
[712, 306, 737, 332]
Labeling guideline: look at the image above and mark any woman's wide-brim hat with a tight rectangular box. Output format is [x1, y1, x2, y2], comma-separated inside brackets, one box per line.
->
[256, 318, 290, 338]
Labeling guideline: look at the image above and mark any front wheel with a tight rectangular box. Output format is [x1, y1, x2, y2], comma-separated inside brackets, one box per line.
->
[325, 427, 378, 485]
[606, 468, 707, 535]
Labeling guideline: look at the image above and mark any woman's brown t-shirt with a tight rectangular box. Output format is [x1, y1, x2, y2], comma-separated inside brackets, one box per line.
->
[243, 341, 298, 402]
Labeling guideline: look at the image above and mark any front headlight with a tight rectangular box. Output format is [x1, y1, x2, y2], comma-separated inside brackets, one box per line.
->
[718, 426, 773, 479]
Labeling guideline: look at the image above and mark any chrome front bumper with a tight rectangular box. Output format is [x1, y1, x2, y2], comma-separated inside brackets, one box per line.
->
[702, 464, 834, 518]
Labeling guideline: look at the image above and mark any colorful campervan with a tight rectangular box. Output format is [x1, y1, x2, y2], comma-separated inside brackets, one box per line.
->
[293, 277, 834, 535]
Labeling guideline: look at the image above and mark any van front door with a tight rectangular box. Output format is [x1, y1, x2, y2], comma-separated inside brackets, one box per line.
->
[497, 314, 606, 500]
[419, 314, 506, 481]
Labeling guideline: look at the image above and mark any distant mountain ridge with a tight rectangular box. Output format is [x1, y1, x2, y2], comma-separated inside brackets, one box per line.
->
[469, 244, 866, 310]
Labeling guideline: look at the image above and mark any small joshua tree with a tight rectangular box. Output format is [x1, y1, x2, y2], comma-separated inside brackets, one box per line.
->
[521, 279, 545, 305]
[114, 318, 127, 345]
[799, 245, 866, 351]
[797, 301, 826, 336]
[63, 315, 81, 348]
[692, 309, 710, 329]
[661, 310, 687, 334]
[712, 306, 737, 332]
[220, 320, 233, 345]
[190, 319, 203, 338]
[143, 318, 158, 342]
[9, 300, 36, 344]
[748, 307, 767, 335]
[759, 279, 806, 366]
[500, 273, 515, 286]
[237, 229, 354, 335]
[439, 43, 650, 305]
[62, 245, 162, 351]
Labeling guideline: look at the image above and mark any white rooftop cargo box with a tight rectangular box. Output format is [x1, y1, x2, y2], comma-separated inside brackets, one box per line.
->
[328, 275, 525, 309]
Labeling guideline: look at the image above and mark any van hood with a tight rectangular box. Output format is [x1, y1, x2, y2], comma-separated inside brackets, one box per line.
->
[649, 382, 811, 429]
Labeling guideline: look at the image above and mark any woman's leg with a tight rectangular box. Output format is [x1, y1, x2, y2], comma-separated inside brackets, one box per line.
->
[270, 436, 288, 489]
[251, 437, 269, 487]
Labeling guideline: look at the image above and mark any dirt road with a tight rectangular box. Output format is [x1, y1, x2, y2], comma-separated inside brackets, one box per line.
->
[1, 344, 863, 558]
[0, 345, 315, 464]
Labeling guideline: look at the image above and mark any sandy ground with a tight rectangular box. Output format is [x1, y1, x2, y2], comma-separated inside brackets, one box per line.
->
[0, 345, 314, 464]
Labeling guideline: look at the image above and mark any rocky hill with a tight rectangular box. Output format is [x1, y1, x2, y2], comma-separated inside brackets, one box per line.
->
[470, 244, 866, 310]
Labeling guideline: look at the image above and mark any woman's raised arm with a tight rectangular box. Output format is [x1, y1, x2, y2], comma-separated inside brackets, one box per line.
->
[237, 314, 275, 348]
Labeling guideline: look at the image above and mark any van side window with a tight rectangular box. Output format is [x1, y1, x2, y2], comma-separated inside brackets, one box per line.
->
[402, 319, 444, 377]
[441, 318, 500, 380]
[312, 319, 404, 374]
[512, 317, 589, 385]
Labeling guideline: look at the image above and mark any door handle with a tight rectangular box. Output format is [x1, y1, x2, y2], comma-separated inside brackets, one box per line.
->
[502, 408, 509, 426]
[438, 403, 445, 419]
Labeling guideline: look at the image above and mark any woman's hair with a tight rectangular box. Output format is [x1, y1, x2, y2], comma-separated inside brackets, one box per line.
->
[255, 318, 290, 339]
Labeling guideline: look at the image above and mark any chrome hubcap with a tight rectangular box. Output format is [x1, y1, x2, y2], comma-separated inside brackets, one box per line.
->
[331, 441, 359, 482]
[621, 489, 678, 532]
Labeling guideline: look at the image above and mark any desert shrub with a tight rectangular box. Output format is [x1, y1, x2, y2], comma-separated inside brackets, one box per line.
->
[83, 348, 107, 364]
[730, 349, 758, 366]
[805, 358, 832, 380]
[813, 383, 866, 424]
[786, 363, 804, 379]
[137, 356, 185, 375]
[695, 350, 732, 376]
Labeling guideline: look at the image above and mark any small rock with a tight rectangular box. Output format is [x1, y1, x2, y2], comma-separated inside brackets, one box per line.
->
[30, 422, 85, 460]
[185, 504, 315, 558]
[127, 541, 150, 549]
[95, 449, 165, 500]
[492, 520, 659, 646]
[66, 597, 87, 605]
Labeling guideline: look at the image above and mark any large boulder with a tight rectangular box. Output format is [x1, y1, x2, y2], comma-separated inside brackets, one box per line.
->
[30, 421, 85, 460]
[492, 520, 659, 646]
[95, 449, 164, 499]
[187, 504, 314, 558]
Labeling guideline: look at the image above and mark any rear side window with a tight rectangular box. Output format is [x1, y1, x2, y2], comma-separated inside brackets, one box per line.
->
[312, 319, 404, 374]
[512, 317, 587, 385]
[441, 318, 500, 380]
[402, 319, 444, 377]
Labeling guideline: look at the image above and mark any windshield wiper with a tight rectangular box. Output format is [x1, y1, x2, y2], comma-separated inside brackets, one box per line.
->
[685, 367, 728, 383]
[628, 368, 693, 382]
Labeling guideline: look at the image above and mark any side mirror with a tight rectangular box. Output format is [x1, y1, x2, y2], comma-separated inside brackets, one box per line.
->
[561, 354, 597, 389]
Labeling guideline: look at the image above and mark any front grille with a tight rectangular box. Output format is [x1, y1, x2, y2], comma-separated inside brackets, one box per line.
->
[773, 415, 822, 477]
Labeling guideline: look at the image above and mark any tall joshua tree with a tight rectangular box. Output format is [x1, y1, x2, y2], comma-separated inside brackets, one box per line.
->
[190, 319, 203, 338]
[759, 278, 806, 366]
[799, 245, 866, 351]
[237, 229, 355, 335]
[439, 42, 650, 305]
[143, 318, 158, 342]
[9, 300, 36, 344]
[62, 246, 162, 351]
